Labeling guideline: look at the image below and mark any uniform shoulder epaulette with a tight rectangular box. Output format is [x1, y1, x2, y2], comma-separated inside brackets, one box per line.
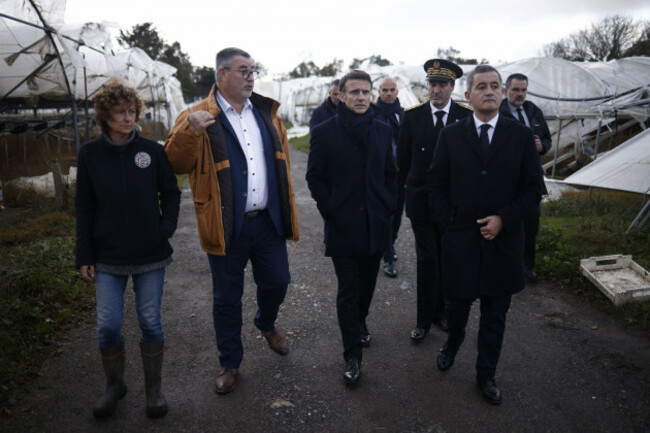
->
[405, 102, 425, 112]
[456, 102, 473, 111]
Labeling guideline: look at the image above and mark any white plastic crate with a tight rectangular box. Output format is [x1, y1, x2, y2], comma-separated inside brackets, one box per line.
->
[580, 254, 650, 306]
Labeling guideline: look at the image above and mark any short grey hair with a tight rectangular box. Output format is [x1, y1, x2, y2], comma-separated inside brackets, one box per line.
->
[215, 47, 252, 75]
[465, 64, 502, 90]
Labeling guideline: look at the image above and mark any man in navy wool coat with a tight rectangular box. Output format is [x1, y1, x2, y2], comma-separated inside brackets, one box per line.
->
[306, 70, 397, 385]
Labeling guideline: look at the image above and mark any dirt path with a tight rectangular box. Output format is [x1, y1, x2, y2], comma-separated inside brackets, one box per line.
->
[2, 146, 649, 433]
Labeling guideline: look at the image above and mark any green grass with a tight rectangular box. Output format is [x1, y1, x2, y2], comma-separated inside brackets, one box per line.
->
[0, 212, 94, 413]
[537, 189, 650, 328]
[289, 133, 310, 153]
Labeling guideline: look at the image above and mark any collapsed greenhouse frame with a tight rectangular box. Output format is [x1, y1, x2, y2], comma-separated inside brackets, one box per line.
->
[0, 0, 185, 176]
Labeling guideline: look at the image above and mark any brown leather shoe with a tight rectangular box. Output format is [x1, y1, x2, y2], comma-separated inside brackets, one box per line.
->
[215, 368, 238, 394]
[261, 327, 289, 356]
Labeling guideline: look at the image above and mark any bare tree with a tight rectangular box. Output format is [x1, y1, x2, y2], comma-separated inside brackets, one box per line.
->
[624, 21, 650, 57]
[543, 15, 648, 61]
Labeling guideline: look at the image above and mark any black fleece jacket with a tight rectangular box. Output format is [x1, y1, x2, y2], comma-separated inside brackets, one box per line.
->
[75, 133, 181, 267]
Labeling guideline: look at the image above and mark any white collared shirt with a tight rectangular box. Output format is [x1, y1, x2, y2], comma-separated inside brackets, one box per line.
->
[473, 113, 499, 144]
[508, 101, 530, 128]
[430, 99, 452, 126]
[216, 91, 268, 212]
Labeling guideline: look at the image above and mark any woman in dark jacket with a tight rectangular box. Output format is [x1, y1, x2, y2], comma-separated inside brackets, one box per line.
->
[75, 77, 180, 419]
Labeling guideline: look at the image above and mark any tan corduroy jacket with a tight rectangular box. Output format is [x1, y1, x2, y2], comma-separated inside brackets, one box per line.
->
[164, 85, 299, 255]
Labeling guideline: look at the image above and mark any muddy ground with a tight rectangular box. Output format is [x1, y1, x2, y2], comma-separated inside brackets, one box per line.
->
[1, 146, 649, 433]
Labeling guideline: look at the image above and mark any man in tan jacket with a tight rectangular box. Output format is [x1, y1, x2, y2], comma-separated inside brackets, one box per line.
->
[164, 47, 299, 395]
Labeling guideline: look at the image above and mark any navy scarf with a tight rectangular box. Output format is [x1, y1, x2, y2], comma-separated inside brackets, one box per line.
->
[375, 97, 404, 140]
[337, 103, 377, 147]
[375, 97, 403, 119]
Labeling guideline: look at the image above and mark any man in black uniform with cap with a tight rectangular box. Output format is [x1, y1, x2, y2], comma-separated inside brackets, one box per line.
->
[396, 59, 472, 343]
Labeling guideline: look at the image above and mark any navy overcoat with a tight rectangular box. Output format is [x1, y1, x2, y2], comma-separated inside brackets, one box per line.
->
[427, 115, 545, 299]
[306, 112, 397, 257]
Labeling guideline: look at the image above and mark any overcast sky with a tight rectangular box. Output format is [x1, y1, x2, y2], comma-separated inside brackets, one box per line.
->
[64, 0, 650, 76]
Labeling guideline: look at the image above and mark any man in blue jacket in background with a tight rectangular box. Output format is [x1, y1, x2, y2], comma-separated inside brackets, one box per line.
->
[309, 79, 341, 132]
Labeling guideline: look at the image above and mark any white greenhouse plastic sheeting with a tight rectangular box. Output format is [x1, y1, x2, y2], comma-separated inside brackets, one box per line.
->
[259, 57, 649, 152]
[0, 0, 185, 127]
[561, 128, 650, 195]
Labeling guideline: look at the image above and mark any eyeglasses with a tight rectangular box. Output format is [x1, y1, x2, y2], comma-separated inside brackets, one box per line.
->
[223, 67, 259, 79]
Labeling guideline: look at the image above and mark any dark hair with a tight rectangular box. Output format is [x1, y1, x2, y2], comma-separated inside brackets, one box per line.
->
[93, 76, 144, 135]
[339, 70, 372, 92]
[465, 64, 502, 90]
[505, 73, 528, 88]
[331, 79, 340, 87]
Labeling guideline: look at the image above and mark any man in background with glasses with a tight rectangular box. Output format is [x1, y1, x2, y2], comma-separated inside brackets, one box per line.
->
[165, 47, 299, 395]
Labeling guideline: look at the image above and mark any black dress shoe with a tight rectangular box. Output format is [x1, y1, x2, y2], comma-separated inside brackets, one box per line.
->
[410, 327, 429, 342]
[360, 322, 371, 348]
[525, 268, 538, 283]
[343, 358, 360, 384]
[433, 318, 449, 332]
[436, 345, 456, 371]
[383, 261, 397, 278]
[477, 376, 502, 404]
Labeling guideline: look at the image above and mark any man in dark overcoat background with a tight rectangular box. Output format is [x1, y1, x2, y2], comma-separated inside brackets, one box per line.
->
[375, 76, 405, 278]
[500, 72, 551, 282]
[396, 59, 473, 343]
[309, 79, 341, 132]
[306, 70, 397, 385]
[428, 65, 544, 404]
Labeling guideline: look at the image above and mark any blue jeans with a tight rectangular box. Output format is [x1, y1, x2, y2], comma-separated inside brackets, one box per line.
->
[95, 268, 165, 348]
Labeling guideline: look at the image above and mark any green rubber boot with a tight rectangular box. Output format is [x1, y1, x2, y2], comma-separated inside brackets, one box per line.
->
[93, 341, 127, 418]
[140, 340, 168, 418]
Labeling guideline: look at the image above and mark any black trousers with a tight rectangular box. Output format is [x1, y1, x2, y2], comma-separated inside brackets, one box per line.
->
[445, 295, 512, 378]
[331, 253, 381, 362]
[383, 183, 406, 263]
[524, 210, 540, 271]
[409, 218, 445, 328]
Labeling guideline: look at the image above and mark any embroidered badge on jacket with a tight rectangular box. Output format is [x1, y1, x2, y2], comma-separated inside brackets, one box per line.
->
[134, 152, 152, 168]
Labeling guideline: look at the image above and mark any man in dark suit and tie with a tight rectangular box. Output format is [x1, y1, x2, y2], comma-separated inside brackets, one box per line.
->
[428, 64, 544, 404]
[397, 59, 472, 342]
[500, 73, 551, 282]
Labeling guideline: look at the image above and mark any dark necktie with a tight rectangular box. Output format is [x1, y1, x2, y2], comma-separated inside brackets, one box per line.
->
[433, 110, 445, 140]
[516, 108, 526, 125]
[480, 124, 491, 154]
